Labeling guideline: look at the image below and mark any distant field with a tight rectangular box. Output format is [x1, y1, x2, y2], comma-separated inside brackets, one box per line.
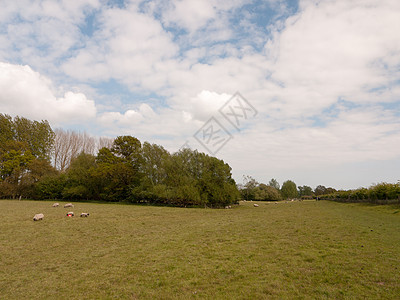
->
[0, 200, 399, 299]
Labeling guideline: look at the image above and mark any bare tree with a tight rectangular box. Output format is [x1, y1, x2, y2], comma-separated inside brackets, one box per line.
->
[53, 129, 109, 171]
[98, 136, 114, 151]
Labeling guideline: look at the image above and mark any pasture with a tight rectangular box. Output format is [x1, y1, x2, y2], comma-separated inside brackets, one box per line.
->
[0, 200, 399, 299]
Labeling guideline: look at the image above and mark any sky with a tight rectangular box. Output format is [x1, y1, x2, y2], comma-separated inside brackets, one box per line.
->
[1, 0, 400, 190]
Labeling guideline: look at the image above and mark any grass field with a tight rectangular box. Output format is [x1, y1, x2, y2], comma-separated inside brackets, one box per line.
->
[1, 200, 399, 299]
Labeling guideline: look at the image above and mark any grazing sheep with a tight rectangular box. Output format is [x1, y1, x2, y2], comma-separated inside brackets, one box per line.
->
[52, 203, 59, 207]
[64, 203, 74, 208]
[253, 204, 259, 207]
[33, 213, 44, 221]
[80, 213, 89, 217]
[66, 212, 74, 217]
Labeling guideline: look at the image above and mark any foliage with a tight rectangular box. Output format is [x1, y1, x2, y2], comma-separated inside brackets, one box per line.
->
[0, 114, 240, 207]
[0, 114, 55, 199]
[240, 175, 258, 201]
[298, 185, 313, 197]
[320, 182, 400, 204]
[254, 183, 282, 201]
[268, 178, 280, 190]
[281, 180, 298, 199]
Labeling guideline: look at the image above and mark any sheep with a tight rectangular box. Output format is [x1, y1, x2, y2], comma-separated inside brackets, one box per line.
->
[80, 213, 90, 217]
[66, 212, 74, 217]
[253, 203, 259, 207]
[52, 203, 59, 207]
[33, 213, 44, 221]
[64, 203, 74, 208]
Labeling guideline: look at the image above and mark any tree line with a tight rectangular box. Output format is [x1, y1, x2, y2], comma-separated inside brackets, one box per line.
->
[317, 182, 400, 204]
[0, 114, 239, 207]
[240, 176, 342, 201]
[240, 175, 400, 204]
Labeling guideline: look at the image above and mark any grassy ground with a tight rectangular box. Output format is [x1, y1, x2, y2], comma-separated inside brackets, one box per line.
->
[0, 200, 399, 299]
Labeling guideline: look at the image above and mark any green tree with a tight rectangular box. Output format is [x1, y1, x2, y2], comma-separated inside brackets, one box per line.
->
[0, 141, 35, 198]
[13, 116, 54, 160]
[141, 142, 170, 187]
[298, 185, 313, 197]
[96, 136, 143, 201]
[0, 114, 14, 146]
[63, 153, 99, 200]
[314, 185, 327, 196]
[254, 183, 282, 201]
[241, 175, 258, 201]
[268, 178, 280, 190]
[281, 180, 298, 199]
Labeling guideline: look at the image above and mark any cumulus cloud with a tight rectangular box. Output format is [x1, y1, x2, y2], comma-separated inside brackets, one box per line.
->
[266, 0, 400, 118]
[0, 0, 100, 73]
[0, 62, 96, 124]
[1, 0, 400, 188]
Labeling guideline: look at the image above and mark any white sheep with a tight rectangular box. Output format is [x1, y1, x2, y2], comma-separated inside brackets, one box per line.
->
[66, 212, 74, 217]
[80, 213, 90, 217]
[52, 203, 59, 207]
[64, 203, 74, 208]
[33, 213, 44, 221]
[253, 204, 259, 207]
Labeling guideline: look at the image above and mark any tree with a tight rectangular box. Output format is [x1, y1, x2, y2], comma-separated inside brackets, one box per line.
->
[314, 185, 327, 196]
[298, 185, 313, 197]
[254, 183, 282, 201]
[95, 136, 143, 201]
[268, 178, 280, 190]
[53, 128, 96, 171]
[141, 142, 169, 186]
[0, 141, 34, 198]
[0, 114, 14, 146]
[63, 153, 98, 200]
[13, 116, 54, 160]
[281, 180, 298, 199]
[241, 175, 258, 201]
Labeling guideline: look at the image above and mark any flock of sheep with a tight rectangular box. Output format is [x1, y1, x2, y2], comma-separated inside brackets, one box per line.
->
[33, 203, 89, 221]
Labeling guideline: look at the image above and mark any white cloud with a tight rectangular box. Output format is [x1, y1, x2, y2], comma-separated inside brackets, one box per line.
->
[266, 0, 400, 118]
[1, 0, 400, 189]
[0, 62, 96, 125]
[62, 5, 179, 91]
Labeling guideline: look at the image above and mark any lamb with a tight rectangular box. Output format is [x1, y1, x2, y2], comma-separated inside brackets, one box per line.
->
[33, 213, 44, 221]
[80, 213, 90, 217]
[52, 203, 59, 207]
[253, 204, 259, 207]
[66, 212, 74, 217]
[64, 203, 74, 208]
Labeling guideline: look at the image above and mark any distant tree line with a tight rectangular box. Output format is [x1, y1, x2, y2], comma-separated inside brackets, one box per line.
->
[318, 183, 400, 204]
[240, 175, 400, 204]
[0, 114, 239, 207]
[239, 176, 340, 201]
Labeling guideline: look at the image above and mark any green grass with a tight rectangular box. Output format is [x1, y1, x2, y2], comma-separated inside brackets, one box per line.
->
[0, 200, 399, 299]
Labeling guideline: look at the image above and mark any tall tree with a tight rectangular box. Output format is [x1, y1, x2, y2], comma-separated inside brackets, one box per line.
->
[241, 175, 258, 201]
[13, 116, 54, 160]
[268, 178, 280, 190]
[281, 180, 298, 199]
[298, 185, 313, 197]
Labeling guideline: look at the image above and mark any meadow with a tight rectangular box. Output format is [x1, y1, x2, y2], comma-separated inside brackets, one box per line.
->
[0, 200, 399, 299]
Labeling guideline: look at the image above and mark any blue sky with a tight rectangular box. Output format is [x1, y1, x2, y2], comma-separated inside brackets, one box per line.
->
[1, 0, 400, 190]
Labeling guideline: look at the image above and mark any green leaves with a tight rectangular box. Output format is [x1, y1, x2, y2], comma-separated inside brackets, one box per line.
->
[281, 180, 298, 199]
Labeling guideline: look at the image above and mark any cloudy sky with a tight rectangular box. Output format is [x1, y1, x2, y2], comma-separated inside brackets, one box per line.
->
[1, 0, 399, 190]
